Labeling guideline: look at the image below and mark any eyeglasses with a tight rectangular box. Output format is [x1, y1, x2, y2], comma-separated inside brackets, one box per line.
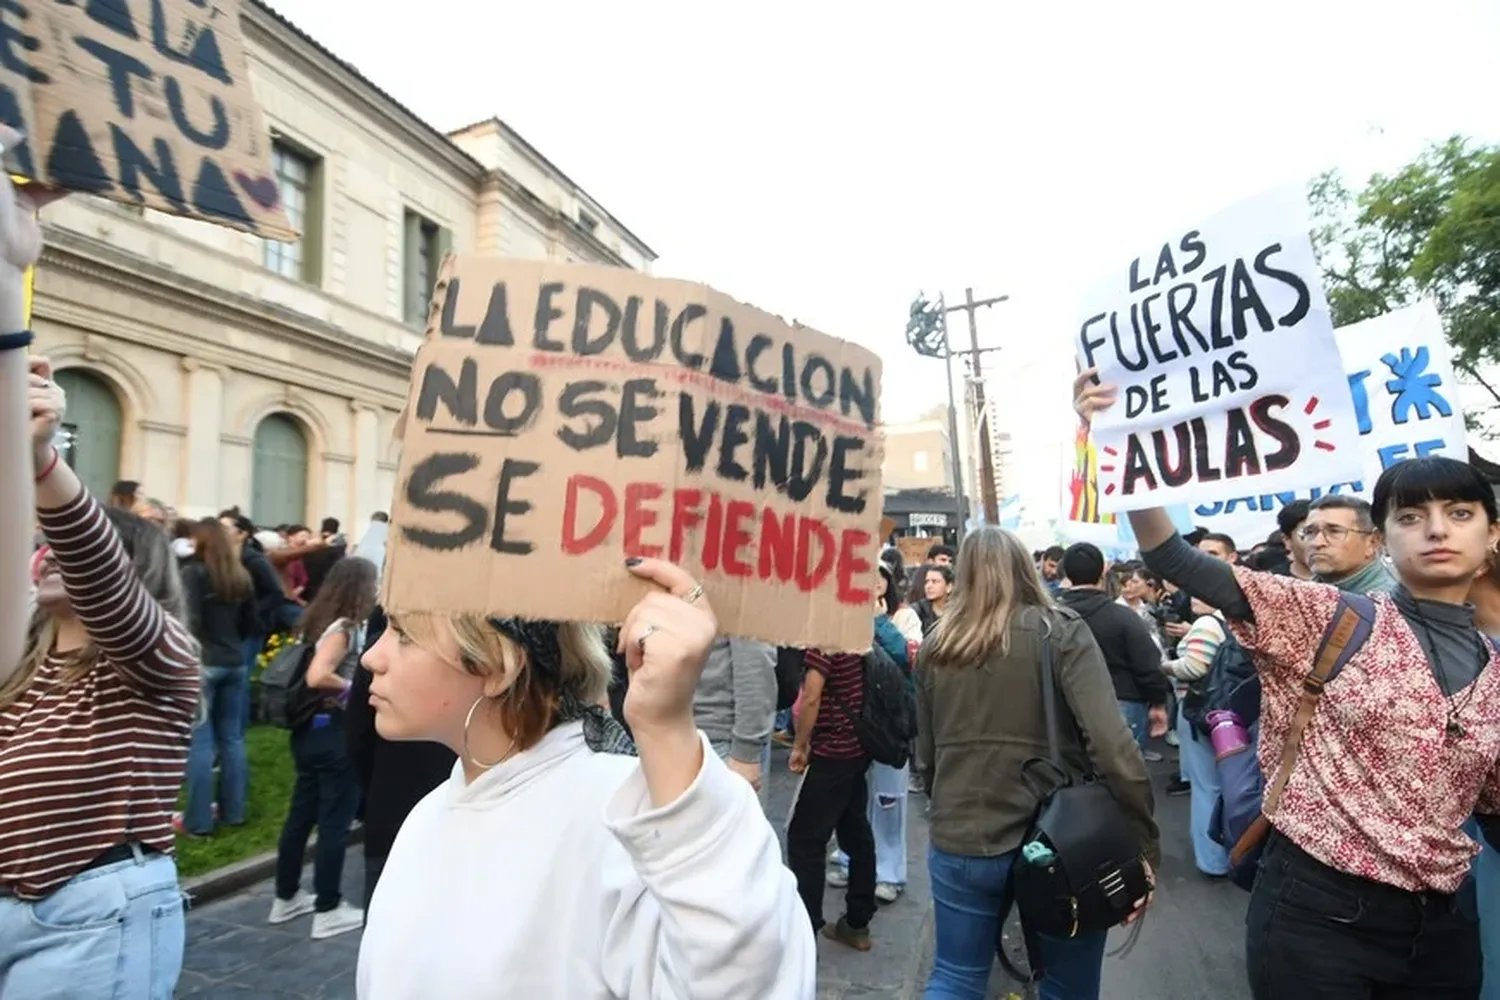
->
[1296, 524, 1374, 543]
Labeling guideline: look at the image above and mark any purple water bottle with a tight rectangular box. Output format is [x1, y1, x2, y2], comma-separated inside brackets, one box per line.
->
[1206, 709, 1251, 761]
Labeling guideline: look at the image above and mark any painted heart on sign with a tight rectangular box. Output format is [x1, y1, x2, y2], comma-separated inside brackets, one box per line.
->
[235, 172, 280, 210]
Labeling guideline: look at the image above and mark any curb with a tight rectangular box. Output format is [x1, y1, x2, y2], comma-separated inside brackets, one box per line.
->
[182, 825, 365, 910]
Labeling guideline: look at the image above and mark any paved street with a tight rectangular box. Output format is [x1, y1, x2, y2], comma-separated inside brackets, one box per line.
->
[177, 741, 1251, 999]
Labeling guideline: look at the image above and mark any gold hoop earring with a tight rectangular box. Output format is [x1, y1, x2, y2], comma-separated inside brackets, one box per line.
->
[463, 695, 515, 770]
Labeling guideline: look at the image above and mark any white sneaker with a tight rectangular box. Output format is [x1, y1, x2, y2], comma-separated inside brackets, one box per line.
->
[875, 882, 903, 903]
[311, 901, 364, 940]
[268, 890, 316, 925]
[1144, 750, 1164, 763]
[826, 867, 849, 888]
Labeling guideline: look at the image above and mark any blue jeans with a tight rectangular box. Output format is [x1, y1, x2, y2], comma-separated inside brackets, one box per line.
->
[1464, 818, 1500, 1000]
[1177, 709, 1230, 876]
[275, 714, 361, 911]
[925, 846, 1106, 1000]
[184, 664, 250, 833]
[0, 849, 184, 999]
[832, 762, 909, 885]
[1119, 700, 1149, 753]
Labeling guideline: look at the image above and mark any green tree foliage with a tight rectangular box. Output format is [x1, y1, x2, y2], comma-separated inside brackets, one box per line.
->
[1309, 136, 1500, 426]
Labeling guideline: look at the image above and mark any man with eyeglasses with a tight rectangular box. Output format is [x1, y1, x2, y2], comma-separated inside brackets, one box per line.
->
[1300, 494, 1397, 595]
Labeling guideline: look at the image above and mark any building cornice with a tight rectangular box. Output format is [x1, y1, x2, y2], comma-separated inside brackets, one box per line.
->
[488, 170, 634, 270]
[243, 3, 484, 187]
[38, 225, 412, 406]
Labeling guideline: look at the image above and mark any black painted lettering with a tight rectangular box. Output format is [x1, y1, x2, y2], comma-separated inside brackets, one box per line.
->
[800, 355, 836, 409]
[617, 378, 659, 458]
[82, 0, 140, 41]
[1152, 244, 1178, 285]
[165, 77, 228, 150]
[47, 111, 112, 194]
[1253, 243, 1311, 327]
[1200, 265, 1232, 349]
[679, 394, 719, 473]
[1079, 314, 1108, 370]
[416, 359, 477, 426]
[1228, 258, 1274, 341]
[1108, 311, 1149, 373]
[0, 86, 33, 176]
[1226, 350, 1259, 391]
[482, 371, 542, 435]
[788, 422, 827, 503]
[669, 303, 707, 369]
[1178, 230, 1207, 273]
[745, 334, 778, 393]
[827, 435, 867, 514]
[1165, 282, 1208, 356]
[571, 286, 620, 356]
[708, 318, 742, 382]
[190, 159, 251, 225]
[533, 283, 566, 352]
[75, 36, 150, 117]
[556, 380, 615, 451]
[1191, 417, 1222, 482]
[752, 411, 790, 491]
[619, 297, 664, 362]
[717, 404, 751, 482]
[490, 458, 539, 555]
[1128, 257, 1150, 293]
[1139, 293, 1174, 362]
[111, 126, 184, 210]
[1154, 423, 1192, 488]
[439, 279, 515, 345]
[150, 0, 230, 83]
[1250, 395, 1300, 471]
[1224, 408, 1261, 478]
[402, 452, 487, 551]
[1120, 434, 1157, 495]
[838, 366, 876, 428]
[0, 1, 48, 83]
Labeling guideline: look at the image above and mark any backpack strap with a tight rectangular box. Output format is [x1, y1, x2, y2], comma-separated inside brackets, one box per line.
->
[1231, 592, 1376, 863]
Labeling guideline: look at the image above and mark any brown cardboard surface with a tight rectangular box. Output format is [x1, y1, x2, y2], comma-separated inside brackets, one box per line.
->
[896, 536, 930, 566]
[0, 0, 295, 239]
[381, 256, 885, 654]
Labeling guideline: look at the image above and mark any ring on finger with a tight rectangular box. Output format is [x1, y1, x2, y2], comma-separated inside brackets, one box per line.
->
[636, 624, 659, 654]
[680, 583, 704, 606]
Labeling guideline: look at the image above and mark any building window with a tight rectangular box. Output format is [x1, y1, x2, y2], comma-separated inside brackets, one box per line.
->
[578, 209, 599, 235]
[262, 141, 323, 284]
[404, 210, 451, 325]
[913, 450, 930, 472]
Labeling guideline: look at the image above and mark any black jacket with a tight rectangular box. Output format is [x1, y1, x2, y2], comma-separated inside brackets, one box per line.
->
[181, 562, 258, 667]
[345, 606, 456, 860]
[1058, 589, 1171, 707]
[240, 543, 286, 635]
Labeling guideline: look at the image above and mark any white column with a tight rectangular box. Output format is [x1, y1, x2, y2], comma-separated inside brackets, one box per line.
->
[350, 401, 379, 538]
[181, 358, 225, 518]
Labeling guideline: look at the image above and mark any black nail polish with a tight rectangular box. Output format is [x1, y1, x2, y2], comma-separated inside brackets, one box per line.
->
[624, 557, 643, 567]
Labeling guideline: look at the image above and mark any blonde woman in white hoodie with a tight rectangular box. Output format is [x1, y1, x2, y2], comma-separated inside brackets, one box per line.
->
[356, 556, 816, 999]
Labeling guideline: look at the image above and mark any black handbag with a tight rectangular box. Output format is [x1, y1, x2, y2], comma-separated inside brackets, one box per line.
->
[1000, 613, 1151, 980]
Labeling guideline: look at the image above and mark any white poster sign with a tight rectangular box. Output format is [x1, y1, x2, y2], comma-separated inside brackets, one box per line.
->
[1078, 187, 1364, 514]
[1190, 300, 1468, 544]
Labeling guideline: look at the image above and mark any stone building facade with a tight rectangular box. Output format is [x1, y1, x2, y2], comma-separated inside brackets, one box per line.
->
[33, 1, 654, 538]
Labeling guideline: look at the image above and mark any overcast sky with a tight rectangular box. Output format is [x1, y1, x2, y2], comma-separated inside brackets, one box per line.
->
[265, 0, 1500, 514]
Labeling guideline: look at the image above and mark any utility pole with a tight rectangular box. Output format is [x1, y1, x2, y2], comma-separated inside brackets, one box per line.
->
[905, 295, 967, 535]
[945, 287, 1009, 525]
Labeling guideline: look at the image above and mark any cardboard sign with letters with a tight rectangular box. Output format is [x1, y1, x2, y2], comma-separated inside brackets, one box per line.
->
[381, 256, 886, 653]
[0, 0, 295, 239]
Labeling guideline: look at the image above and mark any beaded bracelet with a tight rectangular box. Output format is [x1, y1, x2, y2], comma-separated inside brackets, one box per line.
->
[0, 330, 33, 351]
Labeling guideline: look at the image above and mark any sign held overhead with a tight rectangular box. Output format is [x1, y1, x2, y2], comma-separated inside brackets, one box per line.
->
[0, 0, 296, 239]
[382, 256, 886, 654]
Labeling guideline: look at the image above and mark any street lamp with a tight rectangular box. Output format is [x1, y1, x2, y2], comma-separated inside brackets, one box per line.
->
[906, 293, 968, 535]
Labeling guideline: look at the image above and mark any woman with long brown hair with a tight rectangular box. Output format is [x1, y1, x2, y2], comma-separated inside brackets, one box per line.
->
[270, 556, 378, 941]
[180, 517, 258, 836]
[916, 527, 1156, 1000]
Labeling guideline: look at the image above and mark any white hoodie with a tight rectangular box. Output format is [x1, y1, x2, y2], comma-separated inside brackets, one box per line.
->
[357, 722, 816, 999]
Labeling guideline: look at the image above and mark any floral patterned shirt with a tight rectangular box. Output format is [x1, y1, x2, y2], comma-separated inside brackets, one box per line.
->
[1230, 565, 1500, 894]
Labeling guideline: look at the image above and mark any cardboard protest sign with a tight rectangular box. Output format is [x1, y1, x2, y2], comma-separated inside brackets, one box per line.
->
[1078, 187, 1362, 513]
[896, 535, 929, 566]
[1191, 300, 1467, 543]
[381, 256, 885, 653]
[0, 0, 295, 240]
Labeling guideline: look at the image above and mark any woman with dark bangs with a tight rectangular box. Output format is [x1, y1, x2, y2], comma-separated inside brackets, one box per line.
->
[1078, 369, 1500, 1000]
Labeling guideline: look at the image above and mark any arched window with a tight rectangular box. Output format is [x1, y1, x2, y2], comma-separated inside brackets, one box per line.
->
[53, 368, 122, 499]
[251, 413, 308, 527]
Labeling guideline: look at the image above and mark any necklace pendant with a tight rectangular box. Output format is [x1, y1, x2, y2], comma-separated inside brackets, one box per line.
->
[1448, 718, 1466, 739]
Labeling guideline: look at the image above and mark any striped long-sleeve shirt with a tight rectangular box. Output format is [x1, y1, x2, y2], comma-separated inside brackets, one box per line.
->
[0, 489, 199, 900]
[1162, 614, 1226, 681]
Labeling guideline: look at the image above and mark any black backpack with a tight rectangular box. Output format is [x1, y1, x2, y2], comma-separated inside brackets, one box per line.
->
[260, 640, 319, 730]
[1181, 629, 1253, 736]
[824, 643, 918, 768]
[775, 647, 806, 711]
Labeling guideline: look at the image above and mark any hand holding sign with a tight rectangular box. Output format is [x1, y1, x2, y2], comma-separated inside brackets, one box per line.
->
[616, 557, 718, 806]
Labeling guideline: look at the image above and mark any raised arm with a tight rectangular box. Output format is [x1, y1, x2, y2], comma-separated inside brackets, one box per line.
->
[33, 400, 197, 697]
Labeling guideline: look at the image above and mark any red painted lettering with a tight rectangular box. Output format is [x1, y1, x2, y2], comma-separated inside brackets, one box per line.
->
[561, 475, 616, 554]
[721, 500, 756, 577]
[702, 493, 724, 572]
[669, 488, 703, 564]
[758, 508, 795, 582]
[836, 529, 873, 605]
[795, 517, 835, 593]
[623, 482, 664, 558]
